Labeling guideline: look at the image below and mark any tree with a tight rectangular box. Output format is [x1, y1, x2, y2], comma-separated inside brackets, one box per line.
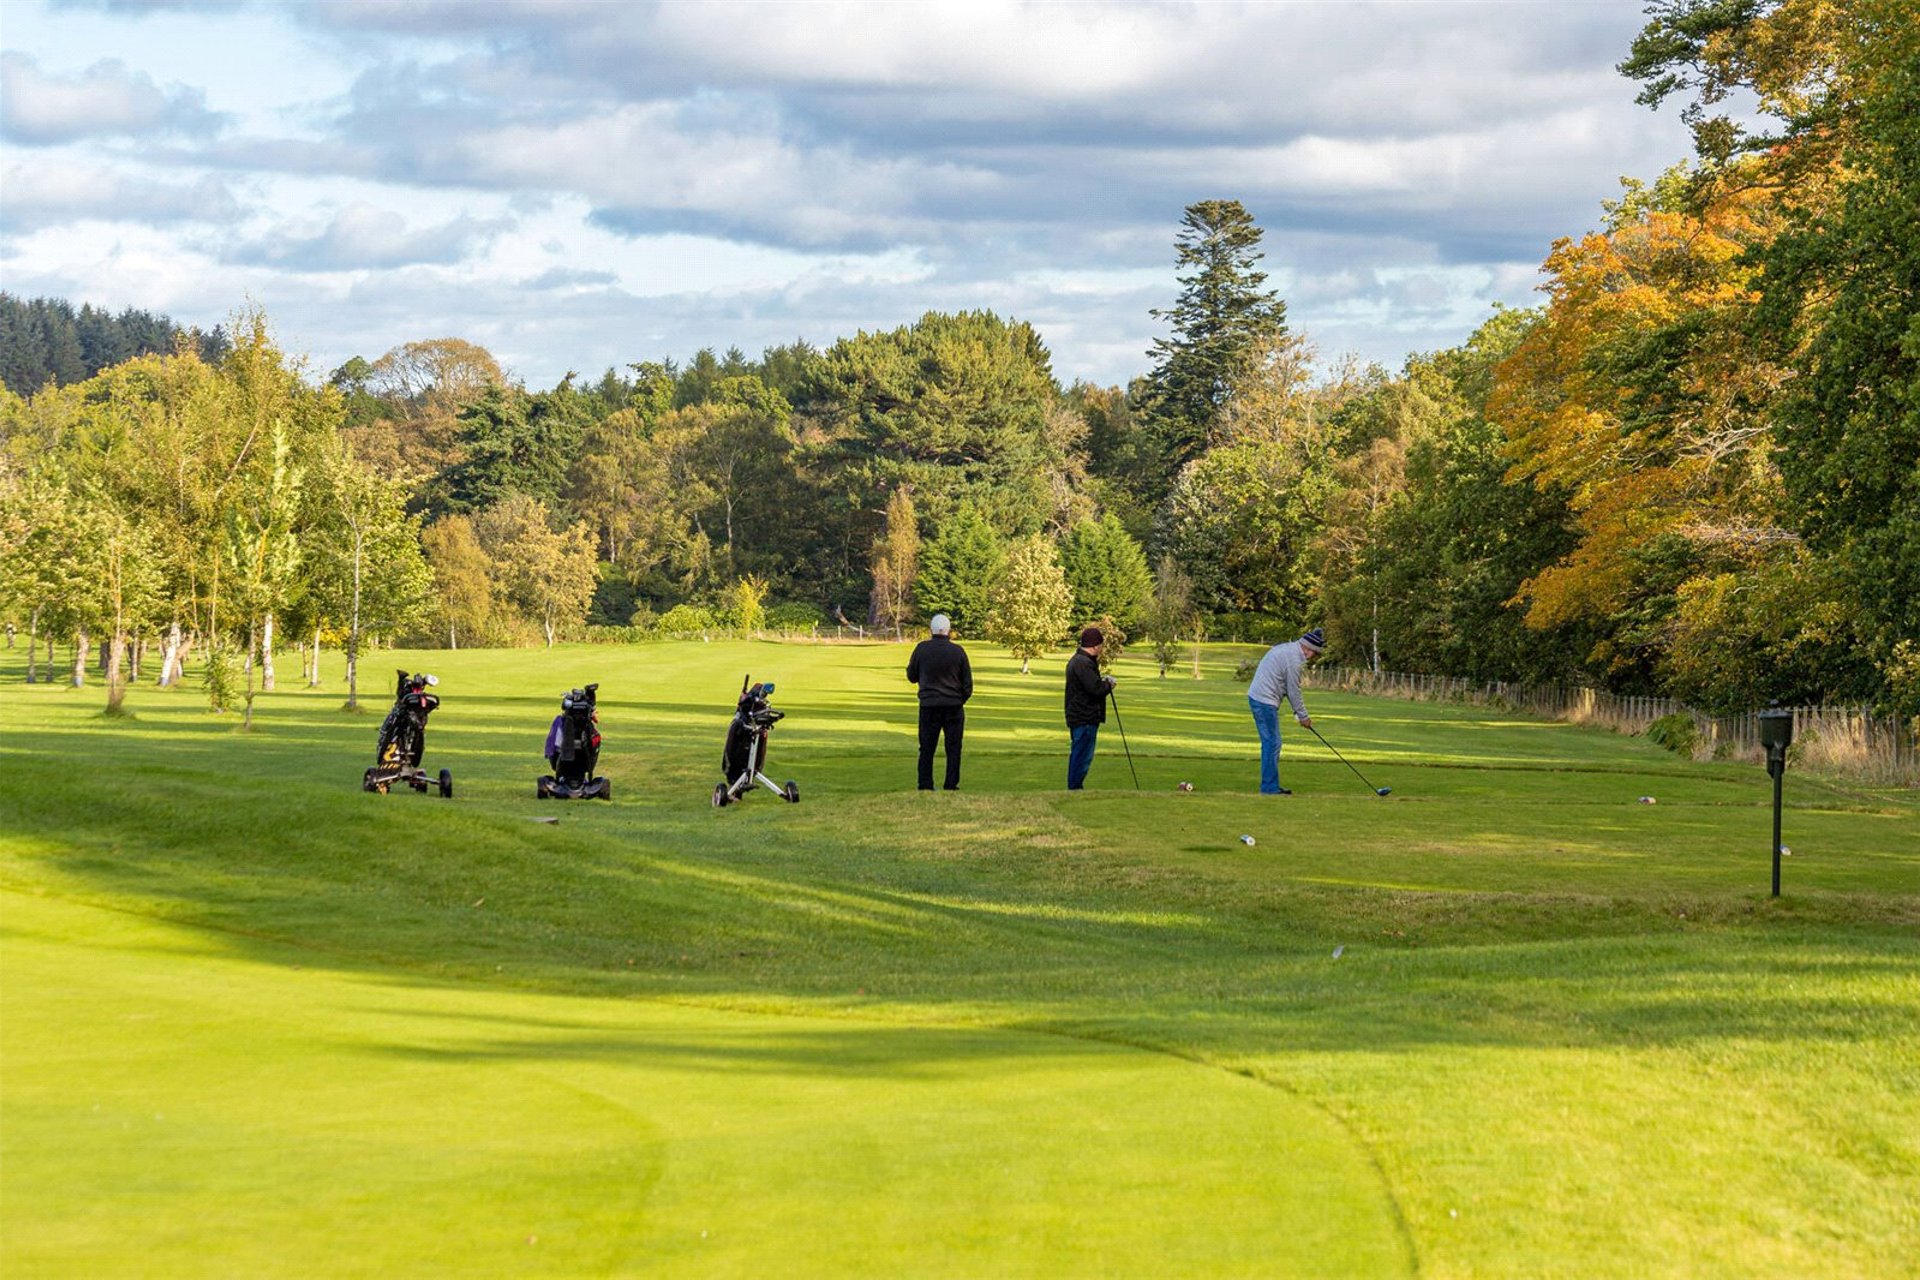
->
[914, 503, 1004, 635]
[433, 380, 586, 517]
[1157, 435, 1336, 621]
[473, 495, 598, 647]
[1751, 4, 1920, 696]
[421, 515, 495, 648]
[868, 486, 920, 635]
[314, 443, 432, 710]
[224, 427, 304, 728]
[988, 534, 1073, 674]
[1061, 514, 1153, 631]
[365, 336, 504, 472]
[1145, 200, 1289, 470]
[1146, 554, 1196, 678]
[807, 310, 1059, 541]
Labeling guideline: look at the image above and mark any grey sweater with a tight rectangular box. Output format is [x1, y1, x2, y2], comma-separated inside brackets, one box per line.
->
[1248, 641, 1311, 721]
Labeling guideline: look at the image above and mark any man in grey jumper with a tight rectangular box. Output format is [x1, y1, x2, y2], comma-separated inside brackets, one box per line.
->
[1247, 627, 1323, 794]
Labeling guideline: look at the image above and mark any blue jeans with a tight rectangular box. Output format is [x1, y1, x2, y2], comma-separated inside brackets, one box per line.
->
[1248, 697, 1283, 794]
[1067, 723, 1099, 790]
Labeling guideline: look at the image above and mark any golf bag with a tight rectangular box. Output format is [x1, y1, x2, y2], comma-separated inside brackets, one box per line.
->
[538, 683, 610, 800]
[714, 676, 799, 807]
[364, 670, 452, 797]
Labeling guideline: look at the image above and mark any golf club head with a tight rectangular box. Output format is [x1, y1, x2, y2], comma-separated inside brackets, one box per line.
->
[1376, 787, 1391, 796]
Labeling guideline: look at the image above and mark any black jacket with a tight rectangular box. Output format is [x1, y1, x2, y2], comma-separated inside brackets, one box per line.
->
[907, 635, 973, 707]
[1064, 649, 1109, 727]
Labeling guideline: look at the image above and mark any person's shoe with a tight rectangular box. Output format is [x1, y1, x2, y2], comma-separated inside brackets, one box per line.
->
[1273, 787, 1293, 796]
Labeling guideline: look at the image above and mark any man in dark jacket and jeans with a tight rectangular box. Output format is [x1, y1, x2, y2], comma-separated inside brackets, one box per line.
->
[906, 614, 973, 790]
[1064, 626, 1113, 790]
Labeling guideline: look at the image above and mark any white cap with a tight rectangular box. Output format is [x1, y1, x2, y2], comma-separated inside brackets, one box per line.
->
[930, 614, 951, 635]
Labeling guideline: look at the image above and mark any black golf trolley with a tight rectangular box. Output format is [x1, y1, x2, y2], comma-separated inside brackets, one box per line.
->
[714, 676, 799, 808]
[539, 683, 611, 800]
[363, 669, 453, 797]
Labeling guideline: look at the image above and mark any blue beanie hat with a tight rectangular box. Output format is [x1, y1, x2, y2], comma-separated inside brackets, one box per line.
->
[1300, 628, 1325, 651]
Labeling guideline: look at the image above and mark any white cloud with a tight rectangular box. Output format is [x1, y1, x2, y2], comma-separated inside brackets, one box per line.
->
[223, 202, 511, 270]
[0, 50, 222, 143]
[0, 157, 241, 230]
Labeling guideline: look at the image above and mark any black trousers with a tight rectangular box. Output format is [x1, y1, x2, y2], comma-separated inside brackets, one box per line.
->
[918, 705, 965, 790]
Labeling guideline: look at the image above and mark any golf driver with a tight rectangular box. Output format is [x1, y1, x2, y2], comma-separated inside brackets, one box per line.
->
[1107, 684, 1141, 790]
[1307, 723, 1391, 796]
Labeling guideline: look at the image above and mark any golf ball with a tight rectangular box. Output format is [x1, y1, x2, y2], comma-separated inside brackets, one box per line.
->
[1638, 796, 1657, 804]
[1240, 834, 1256, 846]
[1177, 781, 1194, 792]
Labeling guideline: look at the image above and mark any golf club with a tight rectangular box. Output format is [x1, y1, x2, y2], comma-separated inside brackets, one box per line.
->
[1107, 684, 1141, 790]
[1307, 723, 1391, 796]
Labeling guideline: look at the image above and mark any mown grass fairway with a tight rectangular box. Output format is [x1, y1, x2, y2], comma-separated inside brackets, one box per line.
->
[3, 640, 1917, 1278]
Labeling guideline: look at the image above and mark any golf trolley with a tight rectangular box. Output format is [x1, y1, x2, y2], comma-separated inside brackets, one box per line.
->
[714, 675, 799, 808]
[538, 683, 611, 800]
[363, 669, 453, 797]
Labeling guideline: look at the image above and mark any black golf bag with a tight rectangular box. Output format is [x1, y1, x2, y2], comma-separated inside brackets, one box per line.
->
[365, 670, 452, 797]
[714, 676, 799, 807]
[539, 683, 610, 800]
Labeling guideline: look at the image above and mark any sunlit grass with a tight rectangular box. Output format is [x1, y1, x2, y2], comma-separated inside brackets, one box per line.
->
[3, 639, 1916, 1277]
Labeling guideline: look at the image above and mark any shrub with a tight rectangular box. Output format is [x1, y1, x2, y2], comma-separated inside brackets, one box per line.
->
[1646, 712, 1700, 756]
[765, 602, 824, 634]
[1234, 656, 1258, 682]
[656, 604, 718, 636]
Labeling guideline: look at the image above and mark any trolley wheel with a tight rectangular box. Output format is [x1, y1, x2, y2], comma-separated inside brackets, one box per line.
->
[596, 779, 612, 801]
[362, 768, 379, 793]
[784, 780, 800, 804]
[712, 783, 729, 808]
[439, 768, 453, 799]
[537, 775, 553, 799]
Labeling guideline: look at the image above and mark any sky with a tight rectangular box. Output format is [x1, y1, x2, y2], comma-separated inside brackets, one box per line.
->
[0, 0, 1694, 390]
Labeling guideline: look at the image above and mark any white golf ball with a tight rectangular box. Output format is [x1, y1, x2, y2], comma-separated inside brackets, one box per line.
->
[1240, 834, 1256, 846]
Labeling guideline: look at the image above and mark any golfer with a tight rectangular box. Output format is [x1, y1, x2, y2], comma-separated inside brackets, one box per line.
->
[906, 614, 973, 791]
[1247, 627, 1324, 795]
[1064, 626, 1114, 790]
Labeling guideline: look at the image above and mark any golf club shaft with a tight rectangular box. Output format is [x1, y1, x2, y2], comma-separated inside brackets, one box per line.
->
[1108, 686, 1141, 790]
[1308, 724, 1384, 794]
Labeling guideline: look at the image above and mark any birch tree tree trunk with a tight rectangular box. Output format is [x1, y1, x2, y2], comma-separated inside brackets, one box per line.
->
[159, 620, 183, 687]
[25, 607, 39, 684]
[309, 623, 322, 687]
[71, 630, 89, 688]
[262, 612, 276, 691]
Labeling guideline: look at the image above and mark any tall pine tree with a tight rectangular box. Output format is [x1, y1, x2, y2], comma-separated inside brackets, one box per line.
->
[1144, 200, 1288, 472]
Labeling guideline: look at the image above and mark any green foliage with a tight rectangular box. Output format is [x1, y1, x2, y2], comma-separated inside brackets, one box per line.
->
[0, 292, 225, 395]
[764, 602, 825, 633]
[1158, 436, 1335, 617]
[807, 310, 1059, 527]
[1145, 200, 1288, 469]
[434, 380, 588, 517]
[987, 534, 1073, 673]
[1061, 515, 1152, 632]
[721, 575, 770, 634]
[1756, 11, 1920, 695]
[656, 603, 718, 636]
[1644, 711, 1700, 756]
[914, 503, 1004, 635]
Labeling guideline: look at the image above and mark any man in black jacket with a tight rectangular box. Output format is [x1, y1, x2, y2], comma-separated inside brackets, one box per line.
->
[1064, 626, 1113, 790]
[906, 614, 973, 790]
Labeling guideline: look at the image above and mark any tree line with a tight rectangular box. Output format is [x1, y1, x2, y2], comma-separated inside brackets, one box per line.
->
[1, 0, 1913, 730]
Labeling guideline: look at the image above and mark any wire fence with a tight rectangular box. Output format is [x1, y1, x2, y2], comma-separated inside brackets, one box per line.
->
[1307, 665, 1920, 785]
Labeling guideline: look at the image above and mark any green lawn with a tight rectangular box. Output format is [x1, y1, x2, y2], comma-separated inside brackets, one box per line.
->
[3, 639, 1916, 1278]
